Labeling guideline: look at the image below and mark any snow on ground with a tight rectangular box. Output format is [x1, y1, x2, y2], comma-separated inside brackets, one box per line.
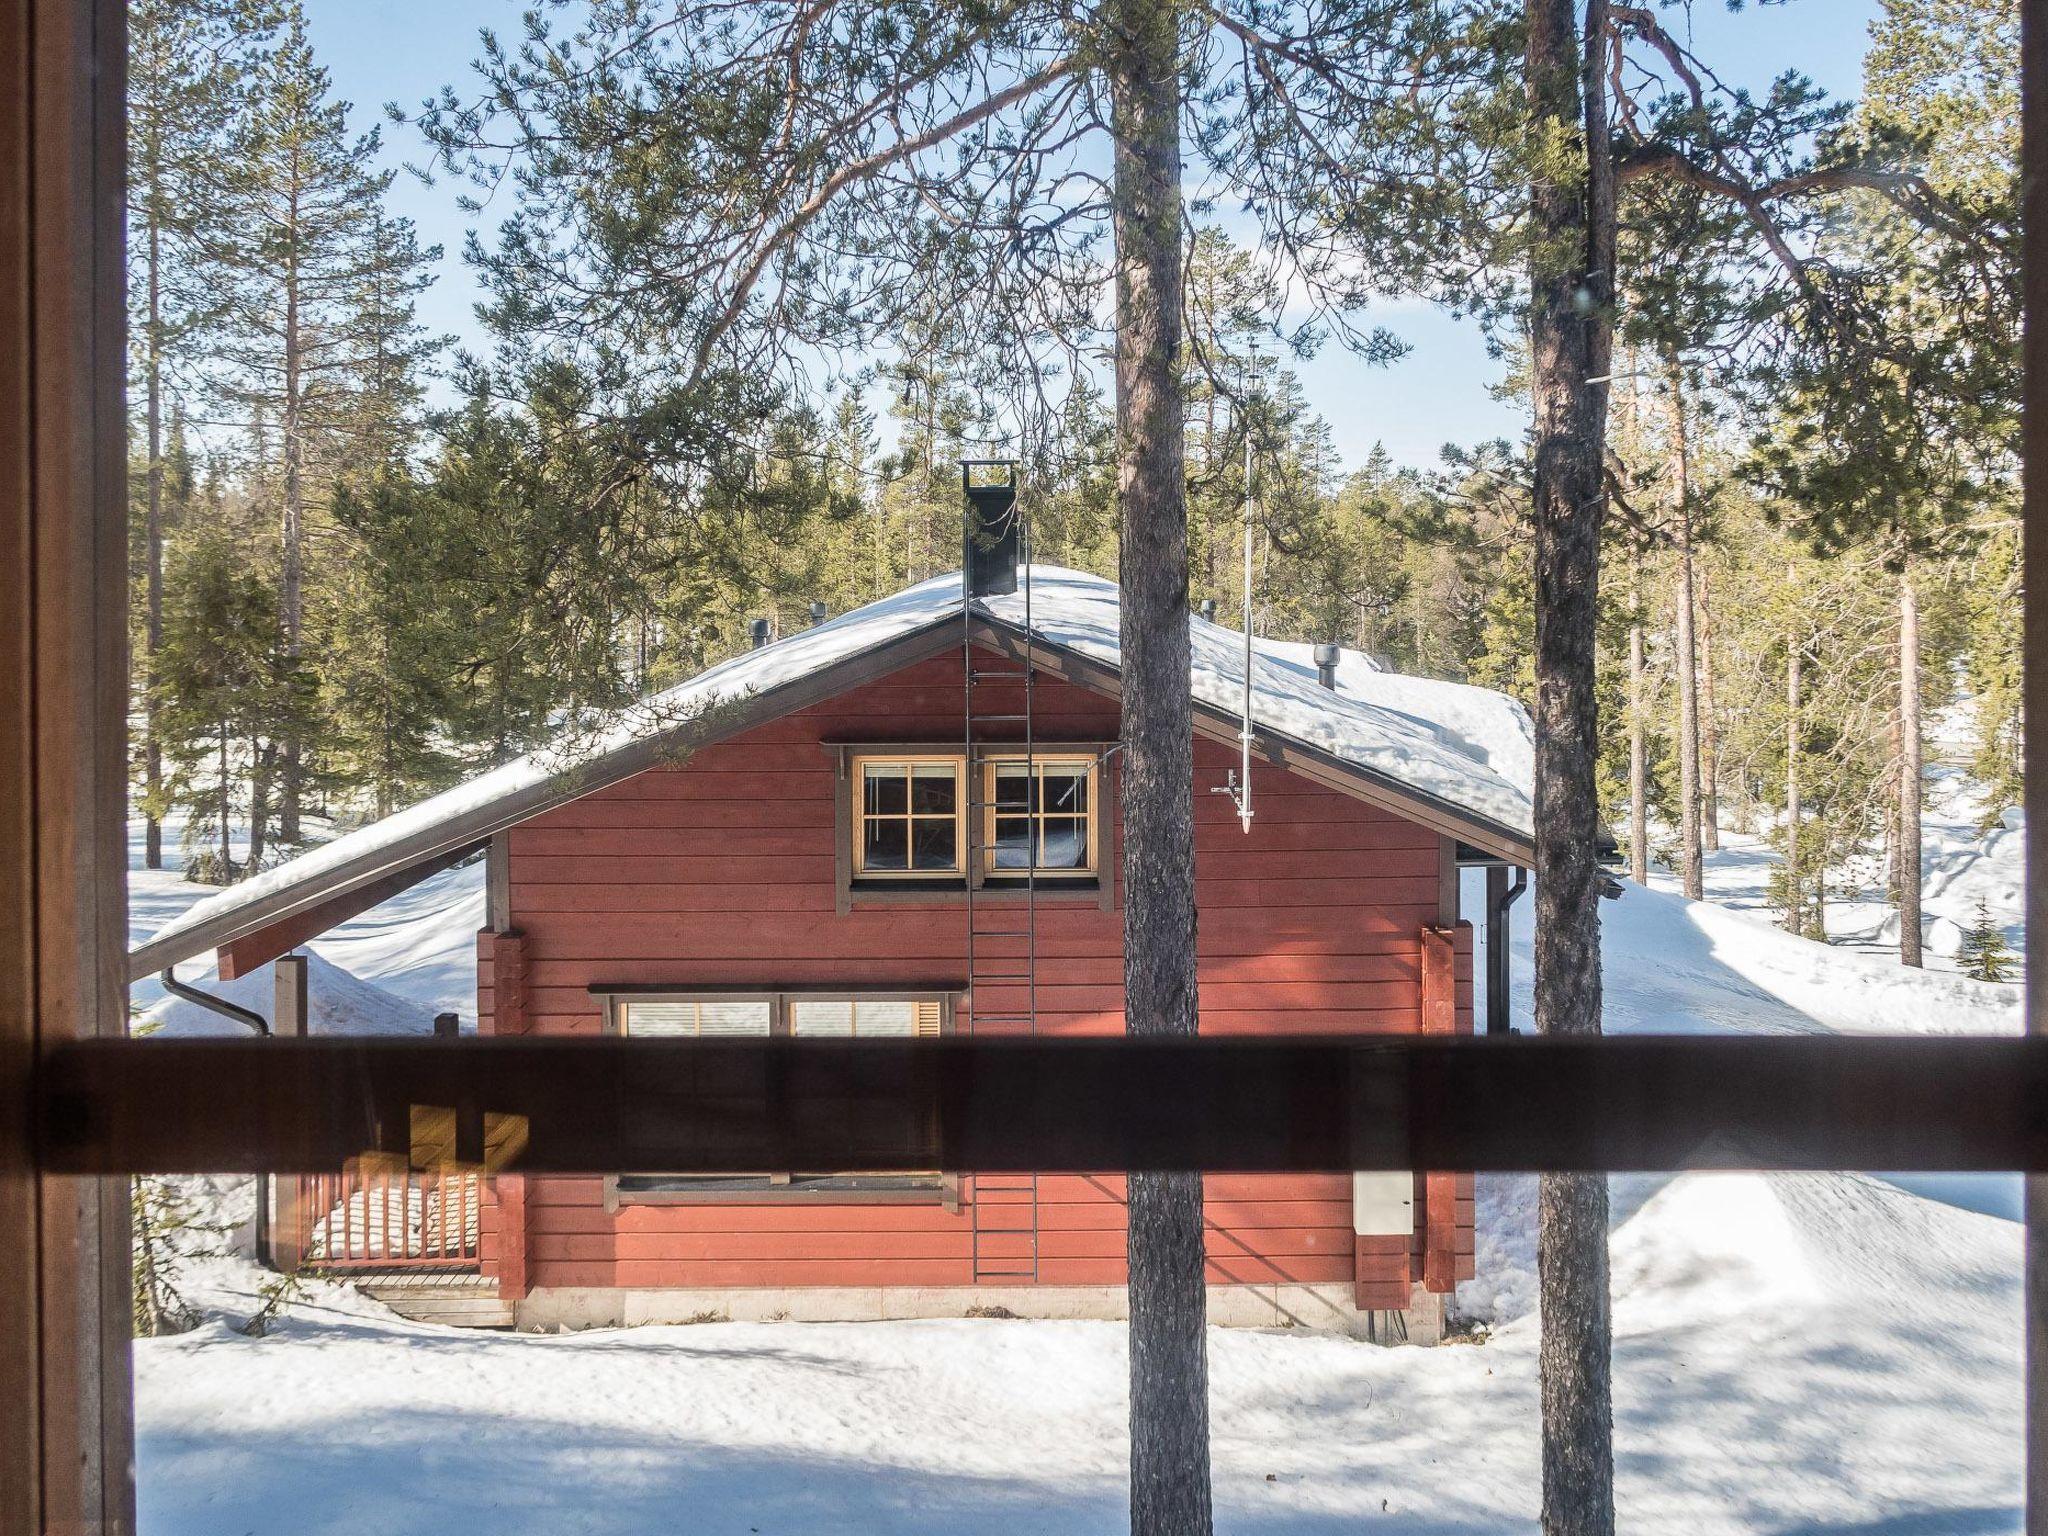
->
[127, 707, 2029, 1531]
[1645, 704, 2026, 984]
[135, 1168, 2021, 1535]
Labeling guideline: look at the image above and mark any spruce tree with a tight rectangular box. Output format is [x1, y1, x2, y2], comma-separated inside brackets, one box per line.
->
[1959, 897, 2015, 983]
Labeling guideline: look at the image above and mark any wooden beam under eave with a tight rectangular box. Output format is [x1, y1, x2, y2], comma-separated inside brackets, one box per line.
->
[215, 841, 485, 981]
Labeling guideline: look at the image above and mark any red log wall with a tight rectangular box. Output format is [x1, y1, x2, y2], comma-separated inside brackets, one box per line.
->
[475, 646, 1476, 1304]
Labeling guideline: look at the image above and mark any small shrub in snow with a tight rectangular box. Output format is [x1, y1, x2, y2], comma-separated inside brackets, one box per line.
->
[1959, 898, 2016, 983]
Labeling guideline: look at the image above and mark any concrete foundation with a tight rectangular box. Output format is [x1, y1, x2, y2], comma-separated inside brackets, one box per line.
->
[514, 1282, 1446, 1344]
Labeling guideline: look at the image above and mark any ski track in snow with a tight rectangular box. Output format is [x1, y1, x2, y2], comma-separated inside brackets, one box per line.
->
[128, 731, 2028, 1532]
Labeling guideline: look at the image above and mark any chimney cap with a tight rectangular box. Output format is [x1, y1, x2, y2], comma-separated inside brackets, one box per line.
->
[1312, 642, 1341, 689]
[809, 601, 828, 626]
[748, 617, 772, 649]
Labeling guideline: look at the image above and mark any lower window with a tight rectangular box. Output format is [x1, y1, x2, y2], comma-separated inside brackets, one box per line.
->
[605, 990, 950, 1200]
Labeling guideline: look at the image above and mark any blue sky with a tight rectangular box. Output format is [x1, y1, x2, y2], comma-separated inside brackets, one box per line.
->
[309, 0, 1881, 473]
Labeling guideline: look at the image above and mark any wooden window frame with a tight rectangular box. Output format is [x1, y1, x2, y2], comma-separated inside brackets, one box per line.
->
[597, 987, 957, 1208]
[847, 751, 967, 881]
[979, 753, 1101, 881]
[829, 742, 1115, 912]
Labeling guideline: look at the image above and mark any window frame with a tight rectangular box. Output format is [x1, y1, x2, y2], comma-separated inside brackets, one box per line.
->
[979, 753, 1101, 880]
[847, 751, 968, 881]
[597, 987, 958, 1208]
[828, 742, 1115, 912]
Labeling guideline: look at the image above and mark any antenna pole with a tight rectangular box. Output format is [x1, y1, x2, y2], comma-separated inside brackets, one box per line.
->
[1238, 411, 1255, 834]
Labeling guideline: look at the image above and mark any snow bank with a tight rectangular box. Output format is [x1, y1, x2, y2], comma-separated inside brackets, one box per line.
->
[142, 947, 435, 1037]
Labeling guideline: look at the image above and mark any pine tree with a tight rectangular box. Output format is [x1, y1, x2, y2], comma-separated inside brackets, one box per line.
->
[1959, 897, 2015, 983]
[221, 3, 387, 846]
[127, 0, 273, 868]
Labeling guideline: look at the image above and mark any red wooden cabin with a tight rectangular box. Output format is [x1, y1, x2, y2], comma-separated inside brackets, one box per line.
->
[132, 509, 1534, 1342]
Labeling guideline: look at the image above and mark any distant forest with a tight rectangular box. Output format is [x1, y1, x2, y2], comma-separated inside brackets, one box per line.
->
[130, 0, 2019, 954]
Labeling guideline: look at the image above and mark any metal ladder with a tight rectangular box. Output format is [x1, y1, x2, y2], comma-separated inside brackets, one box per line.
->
[963, 471, 1039, 1285]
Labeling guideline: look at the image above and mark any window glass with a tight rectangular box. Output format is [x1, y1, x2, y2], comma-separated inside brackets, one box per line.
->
[621, 999, 773, 1037]
[985, 758, 1096, 874]
[856, 758, 961, 875]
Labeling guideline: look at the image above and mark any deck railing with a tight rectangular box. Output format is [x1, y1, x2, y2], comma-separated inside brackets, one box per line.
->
[296, 1164, 482, 1271]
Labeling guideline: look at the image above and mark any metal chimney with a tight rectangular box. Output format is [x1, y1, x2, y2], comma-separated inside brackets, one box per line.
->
[1199, 599, 1217, 622]
[1312, 642, 1341, 690]
[748, 617, 772, 650]
[809, 601, 828, 627]
[962, 460, 1020, 598]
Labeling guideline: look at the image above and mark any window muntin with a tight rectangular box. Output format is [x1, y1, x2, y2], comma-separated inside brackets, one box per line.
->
[853, 755, 964, 877]
[984, 756, 1097, 876]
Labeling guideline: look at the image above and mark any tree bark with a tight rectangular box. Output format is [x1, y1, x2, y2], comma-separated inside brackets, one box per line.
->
[279, 181, 305, 847]
[1628, 547, 1647, 886]
[1666, 357, 1703, 901]
[1106, 6, 1213, 1536]
[144, 211, 165, 869]
[1786, 633, 1802, 938]
[1526, 0, 1616, 1527]
[1698, 568, 1721, 853]
[1898, 558, 1924, 966]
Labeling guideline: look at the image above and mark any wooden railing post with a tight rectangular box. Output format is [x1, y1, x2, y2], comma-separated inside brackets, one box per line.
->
[267, 955, 308, 1273]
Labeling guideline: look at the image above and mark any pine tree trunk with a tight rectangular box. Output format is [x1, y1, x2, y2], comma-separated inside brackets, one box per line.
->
[1106, 7, 1212, 1535]
[1698, 568, 1721, 853]
[1667, 359, 1703, 901]
[279, 200, 305, 847]
[1526, 0, 1616, 1527]
[1898, 558, 1924, 967]
[1786, 635, 1802, 939]
[1628, 548, 1647, 886]
[144, 215, 166, 870]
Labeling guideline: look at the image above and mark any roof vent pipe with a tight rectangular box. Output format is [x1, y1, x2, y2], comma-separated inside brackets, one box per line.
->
[809, 601, 828, 627]
[1199, 599, 1216, 622]
[1313, 643, 1341, 690]
[748, 617, 772, 650]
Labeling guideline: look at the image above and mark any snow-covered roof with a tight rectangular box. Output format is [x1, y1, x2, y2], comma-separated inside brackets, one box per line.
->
[131, 565, 1533, 978]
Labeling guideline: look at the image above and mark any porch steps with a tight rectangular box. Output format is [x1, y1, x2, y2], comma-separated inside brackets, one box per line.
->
[356, 1273, 514, 1329]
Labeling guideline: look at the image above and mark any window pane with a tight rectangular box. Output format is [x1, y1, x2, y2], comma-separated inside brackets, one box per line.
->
[910, 763, 957, 813]
[994, 766, 1031, 813]
[992, 816, 1032, 868]
[1042, 767, 1087, 815]
[621, 1000, 697, 1036]
[698, 1000, 774, 1036]
[623, 999, 772, 1037]
[854, 1000, 916, 1036]
[863, 817, 908, 870]
[862, 765, 907, 816]
[790, 999, 856, 1036]
[1040, 818, 1088, 869]
[910, 817, 957, 870]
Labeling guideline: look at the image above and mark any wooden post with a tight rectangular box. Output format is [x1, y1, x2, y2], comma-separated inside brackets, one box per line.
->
[1420, 926, 1460, 1294]
[267, 956, 308, 1273]
[0, 0, 136, 1527]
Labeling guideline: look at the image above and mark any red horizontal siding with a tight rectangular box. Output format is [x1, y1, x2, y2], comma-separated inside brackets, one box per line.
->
[485, 645, 1479, 1301]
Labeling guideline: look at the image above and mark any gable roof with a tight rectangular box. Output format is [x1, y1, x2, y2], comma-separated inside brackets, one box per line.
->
[129, 566, 1535, 981]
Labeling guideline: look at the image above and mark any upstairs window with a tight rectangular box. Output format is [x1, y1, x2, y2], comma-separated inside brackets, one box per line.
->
[852, 754, 964, 877]
[985, 756, 1097, 877]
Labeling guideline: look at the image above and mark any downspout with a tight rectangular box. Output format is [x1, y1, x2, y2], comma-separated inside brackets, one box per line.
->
[1485, 866, 1529, 1036]
[158, 965, 272, 1260]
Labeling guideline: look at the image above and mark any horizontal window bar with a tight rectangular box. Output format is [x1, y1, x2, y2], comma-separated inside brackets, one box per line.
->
[35, 1034, 2048, 1176]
